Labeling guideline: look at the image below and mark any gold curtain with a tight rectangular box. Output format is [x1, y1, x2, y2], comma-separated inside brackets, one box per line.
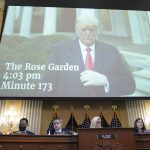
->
[126, 100, 148, 128]
[0, 100, 6, 117]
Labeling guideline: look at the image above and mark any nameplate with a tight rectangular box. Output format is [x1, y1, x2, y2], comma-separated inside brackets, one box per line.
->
[97, 134, 116, 139]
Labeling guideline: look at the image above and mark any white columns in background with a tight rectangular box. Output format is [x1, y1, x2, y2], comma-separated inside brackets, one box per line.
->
[3, 6, 16, 35]
[19, 7, 33, 37]
[110, 10, 128, 37]
[3, 7, 150, 42]
[148, 12, 150, 23]
[4, 6, 56, 36]
[43, 7, 56, 35]
[76, 8, 95, 17]
[128, 11, 150, 44]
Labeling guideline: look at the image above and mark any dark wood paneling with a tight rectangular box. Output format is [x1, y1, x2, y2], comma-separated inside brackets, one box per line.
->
[78, 128, 136, 150]
[0, 135, 78, 150]
[135, 133, 150, 150]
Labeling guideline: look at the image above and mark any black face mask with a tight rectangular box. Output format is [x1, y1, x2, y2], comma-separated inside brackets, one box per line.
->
[19, 125, 26, 131]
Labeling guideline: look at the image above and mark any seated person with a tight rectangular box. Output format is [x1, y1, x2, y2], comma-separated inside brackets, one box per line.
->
[47, 117, 70, 135]
[134, 118, 146, 133]
[90, 116, 102, 128]
[12, 118, 35, 135]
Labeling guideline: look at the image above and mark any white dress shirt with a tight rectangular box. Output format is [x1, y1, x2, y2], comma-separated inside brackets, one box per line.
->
[79, 40, 95, 65]
[78, 40, 109, 93]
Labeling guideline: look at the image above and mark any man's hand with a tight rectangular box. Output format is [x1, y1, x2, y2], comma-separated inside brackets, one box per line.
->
[80, 70, 108, 87]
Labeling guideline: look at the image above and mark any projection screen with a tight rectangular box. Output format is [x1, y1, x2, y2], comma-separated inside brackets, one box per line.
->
[0, 6, 150, 98]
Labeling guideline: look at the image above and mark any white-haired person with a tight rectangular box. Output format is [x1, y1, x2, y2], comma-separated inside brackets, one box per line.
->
[43, 14, 135, 97]
[90, 116, 102, 128]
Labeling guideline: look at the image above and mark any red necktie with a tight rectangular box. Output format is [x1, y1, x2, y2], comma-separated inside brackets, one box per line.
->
[85, 48, 94, 70]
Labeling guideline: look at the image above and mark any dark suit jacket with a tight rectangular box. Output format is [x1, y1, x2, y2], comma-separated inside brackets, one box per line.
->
[12, 130, 35, 135]
[43, 39, 135, 97]
[134, 128, 145, 133]
[47, 128, 70, 135]
[25, 130, 35, 135]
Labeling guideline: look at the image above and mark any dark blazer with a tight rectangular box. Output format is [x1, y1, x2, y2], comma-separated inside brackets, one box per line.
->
[43, 39, 135, 97]
[12, 130, 35, 135]
[25, 130, 35, 135]
[48, 128, 70, 135]
[134, 128, 145, 133]
[134, 128, 139, 133]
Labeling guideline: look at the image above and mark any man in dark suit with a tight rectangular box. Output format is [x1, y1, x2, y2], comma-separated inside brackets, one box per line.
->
[47, 117, 70, 135]
[12, 118, 35, 135]
[43, 14, 135, 97]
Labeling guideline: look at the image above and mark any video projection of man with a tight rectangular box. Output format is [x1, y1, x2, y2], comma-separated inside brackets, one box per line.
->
[0, 7, 150, 97]
[43, 14, 135, 97]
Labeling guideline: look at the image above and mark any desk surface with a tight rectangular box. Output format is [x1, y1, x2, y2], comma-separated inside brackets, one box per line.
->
[134, 133, 150, 150]
[0, 135, 78, 142]
[0, 131, 150, 150]
[0, 135, 78, 150]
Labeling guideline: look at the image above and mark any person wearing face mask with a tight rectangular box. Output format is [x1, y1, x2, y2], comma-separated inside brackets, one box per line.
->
[134, 118, 146, 133]
[12, 118, 35, 135]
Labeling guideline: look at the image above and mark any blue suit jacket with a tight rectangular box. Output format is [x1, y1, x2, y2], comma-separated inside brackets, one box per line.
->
[47, 128, 70, 135]
[43, 39, 135, 97]
[25, 130, 35, 135]
[12, 130, 35, 135]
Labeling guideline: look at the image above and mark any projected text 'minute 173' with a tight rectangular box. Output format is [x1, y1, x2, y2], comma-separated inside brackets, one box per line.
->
[1, 81, 53, 92]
